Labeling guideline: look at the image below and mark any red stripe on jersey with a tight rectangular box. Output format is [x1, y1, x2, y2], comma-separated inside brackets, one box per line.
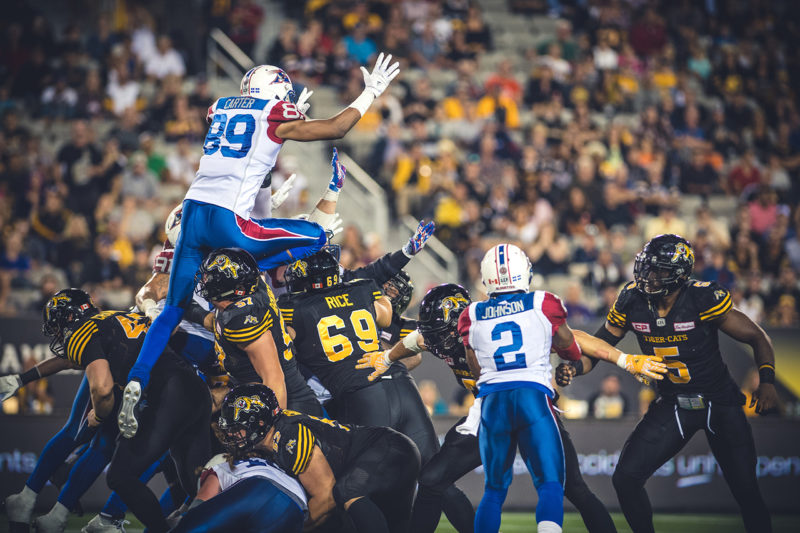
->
[541, 291, 567, 336]
[457, 306, 472, 346]
[235, 215, 309, 241]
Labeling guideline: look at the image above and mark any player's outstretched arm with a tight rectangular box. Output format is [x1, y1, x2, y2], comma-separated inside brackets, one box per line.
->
[243, 332, 287, 409]
[0, 356, 74, 401]
[85, 358, 115, 424]
[718, 308, 779, 414]
[306, 147, 347, 232]
[275, 53, 400, 142]
[299, 446, 337, 528]
[356, 329, 423, 381]
[136, 272, 169, 322]
[572, 329, 667, 382]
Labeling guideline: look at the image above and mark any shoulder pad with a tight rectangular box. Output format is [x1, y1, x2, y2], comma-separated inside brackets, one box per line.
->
[152, 248, 173, 274]
[203, 453, 227, 470]
[274, 418, 316, 476]
[606, 281, 637, 329]
[220, 298, 271, 344]
[691, 280, 732, 322]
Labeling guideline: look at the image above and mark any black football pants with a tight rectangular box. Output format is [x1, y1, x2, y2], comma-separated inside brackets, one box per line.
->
[106, 364, 212, 533]
[612, 397, 771, 533]
[331, 372, 474, 533]
[411, 413, 616, 533]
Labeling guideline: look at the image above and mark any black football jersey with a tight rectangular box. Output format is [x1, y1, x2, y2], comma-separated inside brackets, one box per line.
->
[65, 310, 178, 386]
[607, 279, 742, 403]
[279, 279, 384, 396]
[270, 409, 383, 477]
[440, 343, 478, 396]
[379, 314, 417, 375]
[213, 280, 309, 399]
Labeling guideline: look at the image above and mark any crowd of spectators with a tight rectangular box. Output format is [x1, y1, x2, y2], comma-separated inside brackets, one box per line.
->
[1, 0, 800, 340]
[272, 0, 800, 327]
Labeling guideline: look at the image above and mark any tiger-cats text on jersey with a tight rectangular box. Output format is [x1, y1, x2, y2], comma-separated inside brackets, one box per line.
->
[213, 279, 309, 398]
[607, 279, 742, 404]
[278, 279, 385, 396]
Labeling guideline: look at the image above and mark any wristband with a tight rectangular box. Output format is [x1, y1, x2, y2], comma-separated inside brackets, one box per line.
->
[141, 298, 157, 315]
[348, 91, 375, 117]
[758, 364, 775, 385]
[93, 411, 104, 423]
[381, 350, 393, 367]
[568, 359, 584, 376]
[616, 353, 630, 370]
[322, 188, 340, 202]
[20, 367, 42, 385]
[401, 330, 423, 354]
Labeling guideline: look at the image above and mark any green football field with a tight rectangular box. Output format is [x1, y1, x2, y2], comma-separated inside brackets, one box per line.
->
[9, 512, 798, 532]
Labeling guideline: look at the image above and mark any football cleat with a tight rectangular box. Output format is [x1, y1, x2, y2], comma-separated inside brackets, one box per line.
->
[5, 490, 35, 526]
[32, 510, 67, 533]
[81, 514, 129, 533]
[117, 381, 142, 439]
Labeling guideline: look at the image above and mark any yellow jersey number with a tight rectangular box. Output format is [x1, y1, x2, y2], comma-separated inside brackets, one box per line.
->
[653, 346, 690, 384]
[316, 309, 380, 362]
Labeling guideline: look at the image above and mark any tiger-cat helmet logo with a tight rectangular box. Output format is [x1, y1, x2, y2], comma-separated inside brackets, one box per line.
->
[671, 243, 694, 264]
[233, 395, 265, 421]
[441, 294, 469, 322]
[209, 255, 240, 279]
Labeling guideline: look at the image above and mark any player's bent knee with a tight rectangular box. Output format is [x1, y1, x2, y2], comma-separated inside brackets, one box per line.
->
[611, 468, 642, 494]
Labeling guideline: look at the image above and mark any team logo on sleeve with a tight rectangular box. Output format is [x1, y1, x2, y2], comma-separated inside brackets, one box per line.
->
[233, 395, 266, 421]
[208, 255, 240, 279]
[671, 243, 694, 264]
[244, 315, 258, 325]
[441, 294, 469, 322]
[714, 290, 726, 301]
[285, 439, 296, 455]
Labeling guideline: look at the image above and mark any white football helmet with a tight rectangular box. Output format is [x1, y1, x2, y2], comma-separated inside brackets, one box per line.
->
[165, 204, 182, 246]
[480, 243, 533, 295]
[240, 65, 295, 102]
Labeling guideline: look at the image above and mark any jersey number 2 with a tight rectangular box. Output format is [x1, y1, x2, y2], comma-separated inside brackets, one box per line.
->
[491, 322, 526, 371]
[204, 114, 256, 158]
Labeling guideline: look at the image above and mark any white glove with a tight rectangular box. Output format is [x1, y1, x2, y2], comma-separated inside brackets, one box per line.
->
[326, 212, 343, 237]
[360, 53, 401, 98]
[296, 88, 313, 115]
[271, 174, 297, 210]
[0, 374, 23, 402]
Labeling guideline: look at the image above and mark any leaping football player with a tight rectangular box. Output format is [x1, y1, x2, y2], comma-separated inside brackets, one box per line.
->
[120, 54, 401, 438]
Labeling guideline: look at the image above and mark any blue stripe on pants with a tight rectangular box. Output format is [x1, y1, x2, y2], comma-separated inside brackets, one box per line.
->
[476, 387, 564, 532]
[128, 199, 326, 386]
[171, 477, 304, 533]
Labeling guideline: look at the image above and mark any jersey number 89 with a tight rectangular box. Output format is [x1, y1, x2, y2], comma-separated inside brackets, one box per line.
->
[204, 113, 256, 159]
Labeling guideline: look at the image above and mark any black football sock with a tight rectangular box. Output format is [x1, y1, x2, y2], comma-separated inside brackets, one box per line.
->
[441, 485, 475, 533]
[346, 497, 390, 533]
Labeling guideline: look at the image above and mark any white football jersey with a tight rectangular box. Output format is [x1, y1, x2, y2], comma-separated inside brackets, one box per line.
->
[458, 291, 567, 394]
[185, 96, 305, 219]
[211, 457, 308, 512]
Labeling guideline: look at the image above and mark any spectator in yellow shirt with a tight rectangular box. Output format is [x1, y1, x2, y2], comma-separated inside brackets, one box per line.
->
[392, 143, 432, 217]
[476, 84, 520, 129]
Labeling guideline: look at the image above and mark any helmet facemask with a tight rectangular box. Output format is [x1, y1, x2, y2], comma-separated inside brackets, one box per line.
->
[634, 253, 688, 299]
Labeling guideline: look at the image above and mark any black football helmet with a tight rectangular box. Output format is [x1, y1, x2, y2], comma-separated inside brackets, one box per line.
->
[633, 234, 694, 298]
[285, 249, 340, 293]
[195, 248, 260, 302]
[218, 383, 282, 452]
[383, 270, 414, 315]
[418, 284, 471, 359]
[42, 288, 98, 358]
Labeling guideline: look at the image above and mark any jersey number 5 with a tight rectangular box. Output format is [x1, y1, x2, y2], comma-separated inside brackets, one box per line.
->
[491, 321, 526, 371]
[653, 346, 691, 384]
[317, 310, 379, 362]
[204, 113, 256, 159]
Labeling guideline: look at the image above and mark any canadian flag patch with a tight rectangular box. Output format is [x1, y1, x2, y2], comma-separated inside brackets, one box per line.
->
[632, 322, 651, 332]
[674, 321, 696, 332]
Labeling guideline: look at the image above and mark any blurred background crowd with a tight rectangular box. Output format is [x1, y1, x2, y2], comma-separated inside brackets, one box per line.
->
[1, 0, 799, 415]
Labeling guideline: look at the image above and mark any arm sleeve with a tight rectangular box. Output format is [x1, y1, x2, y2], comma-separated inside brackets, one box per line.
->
[266, 101, 306, 144]
[276, 422, 317, 476]
[342, 251, 410, 284]
[278, 296, 294, 327]
[457, 307, 472, 346]
[221, 307, 273, 345]
[696, 282, 732, 322]
[66, 321, 102, 367]
[398, 317, 417, 339]
[541, 292, 567, 336]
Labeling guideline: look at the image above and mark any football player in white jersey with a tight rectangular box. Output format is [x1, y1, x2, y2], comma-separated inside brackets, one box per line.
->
[456, 243, 664, 533]
[121, 54, 400, 438]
